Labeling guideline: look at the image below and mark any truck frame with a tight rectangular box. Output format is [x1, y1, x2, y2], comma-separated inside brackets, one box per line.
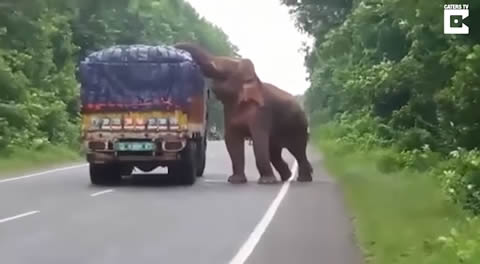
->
[78, 45, 208, 186]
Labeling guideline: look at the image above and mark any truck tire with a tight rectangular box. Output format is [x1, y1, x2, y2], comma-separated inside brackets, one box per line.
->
[196, 138, 206, 177]
[90, 163, 121, 185]
[169, 141, 197, 185]
[120, 164, 134, 175]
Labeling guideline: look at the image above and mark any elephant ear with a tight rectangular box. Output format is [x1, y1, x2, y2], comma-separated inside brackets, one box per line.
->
[237, 59, 264, 106]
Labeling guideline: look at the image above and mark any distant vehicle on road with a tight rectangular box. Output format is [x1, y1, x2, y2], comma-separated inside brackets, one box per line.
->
[78, 45, 208, 186]
[207, 126, 222, 141]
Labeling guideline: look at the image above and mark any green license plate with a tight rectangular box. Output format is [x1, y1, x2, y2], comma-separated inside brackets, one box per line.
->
[115, 142, 155, 151]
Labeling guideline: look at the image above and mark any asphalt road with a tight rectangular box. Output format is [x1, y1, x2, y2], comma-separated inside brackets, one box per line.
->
[0, 141, 363, 264]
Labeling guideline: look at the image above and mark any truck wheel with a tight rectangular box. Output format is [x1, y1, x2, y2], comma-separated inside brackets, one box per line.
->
[196, 138, 206, 177]
[90, 163, 121, 185]
[170, 141, 196, 185]
[120, 164, 134, 175]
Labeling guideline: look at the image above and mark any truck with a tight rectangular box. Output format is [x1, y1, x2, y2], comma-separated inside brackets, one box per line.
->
[78, 44, 208, 186]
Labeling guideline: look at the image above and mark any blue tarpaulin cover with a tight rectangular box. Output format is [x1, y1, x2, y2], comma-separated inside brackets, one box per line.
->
[79, 44, 205, 113]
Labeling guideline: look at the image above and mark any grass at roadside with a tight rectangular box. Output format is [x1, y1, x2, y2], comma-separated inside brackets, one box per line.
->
[0, 145, 82, 176]
[316, 137, 480, 264]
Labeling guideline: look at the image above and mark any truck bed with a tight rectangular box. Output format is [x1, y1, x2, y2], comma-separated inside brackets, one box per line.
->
[79, 45, 205, 113]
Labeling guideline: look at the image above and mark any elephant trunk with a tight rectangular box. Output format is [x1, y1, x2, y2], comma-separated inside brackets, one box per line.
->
[174, 43, 228, 80]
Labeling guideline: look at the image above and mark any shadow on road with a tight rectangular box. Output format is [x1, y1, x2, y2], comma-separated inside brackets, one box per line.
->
[118, 173, 191, 188]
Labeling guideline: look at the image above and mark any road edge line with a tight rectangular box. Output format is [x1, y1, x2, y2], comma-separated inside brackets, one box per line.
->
[0, 210, 40, 224]
[0, 164, 88, 184]
[229, 161, 299, 264]
[90, 189, 115, 197]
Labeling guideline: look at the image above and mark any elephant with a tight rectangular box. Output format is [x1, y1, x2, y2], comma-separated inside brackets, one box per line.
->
[174, 43, 313, 184]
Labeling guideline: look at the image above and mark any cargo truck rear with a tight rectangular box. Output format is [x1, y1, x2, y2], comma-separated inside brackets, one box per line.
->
[78, 45, 208, 185]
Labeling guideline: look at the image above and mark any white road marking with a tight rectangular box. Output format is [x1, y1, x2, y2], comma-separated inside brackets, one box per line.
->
[0, 211, 40, 224]
[90, 189, 115, 197]
[229, 161, 299, 264]
[0, 164, 87, 184]
[204, 179, 226, 183]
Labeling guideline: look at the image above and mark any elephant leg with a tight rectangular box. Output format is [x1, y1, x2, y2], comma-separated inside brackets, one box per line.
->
[270, 143, 291, 182]
[286, 131, 313, 182]
[250, 128, 278, 184]
[225, 128, 247, 184]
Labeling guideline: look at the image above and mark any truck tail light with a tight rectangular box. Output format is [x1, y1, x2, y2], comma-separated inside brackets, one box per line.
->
[158, 118, 168, 130]
[147, 118, 158, 130]
[124, 117, 134, 129]
[135, 118, 145, 125]
[101, 118, 111, 130]
[135, 118, 145, 130]
[169, 117, 178, 125]
[168, 117, 179, 130]
[111, 118, 122, 130]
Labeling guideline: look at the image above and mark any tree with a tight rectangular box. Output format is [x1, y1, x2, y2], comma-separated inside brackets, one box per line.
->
[0, 0, 237, 150]
[282, 0, 480, 152]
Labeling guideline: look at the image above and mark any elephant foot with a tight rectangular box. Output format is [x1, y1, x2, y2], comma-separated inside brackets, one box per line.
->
[258, 175, 279, 185]
[280, 172, 292, 182]
[297, 174, 312, 182]
[228, 174, 247, 184]
[297, 163, 313, 182]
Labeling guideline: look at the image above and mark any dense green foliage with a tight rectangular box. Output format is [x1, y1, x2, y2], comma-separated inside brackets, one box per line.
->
[283, 0, 480, 262]
[0, 0, 236, 152]
[0, 145, 81, 175]
[283, 0, 480, 211]
[316, 130, 480, 264]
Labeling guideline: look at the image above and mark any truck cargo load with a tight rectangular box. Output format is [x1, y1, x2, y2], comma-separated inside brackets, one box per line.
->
[79, 45, 205, 113]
